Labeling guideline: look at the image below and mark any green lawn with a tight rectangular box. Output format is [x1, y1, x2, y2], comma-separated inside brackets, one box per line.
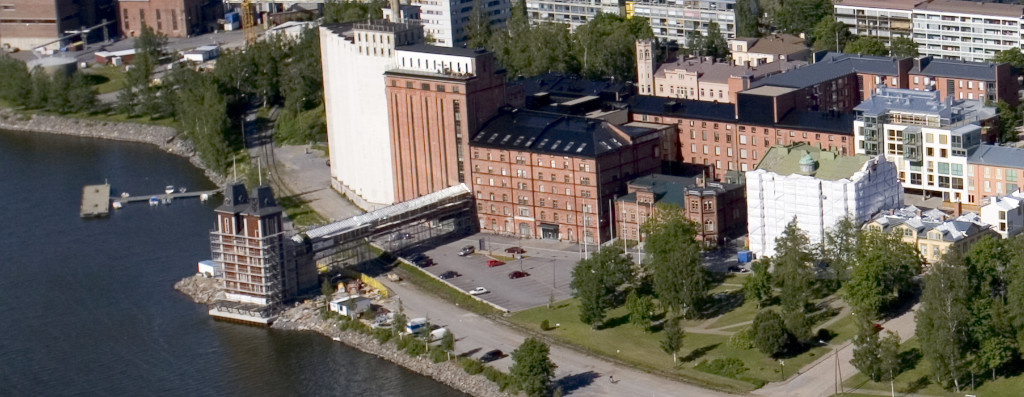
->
[81, 66, 127, 94]
[842, 337, 1024, 397]
[510, 298, 859, 393]
[277, 194, 327, 227]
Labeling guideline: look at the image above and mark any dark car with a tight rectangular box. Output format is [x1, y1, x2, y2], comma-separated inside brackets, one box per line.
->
[458, 246, 475, 256]
[439, 271, 461, 280]
[413, 256, 434, 268]
[409, 253, 427, 262]
[508, 271, 530, 279]
[480, 349, 504, 363]
[504, 247, 526, 255]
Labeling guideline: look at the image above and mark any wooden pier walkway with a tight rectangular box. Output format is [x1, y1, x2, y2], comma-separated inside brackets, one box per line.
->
[115, 189, 221, 204]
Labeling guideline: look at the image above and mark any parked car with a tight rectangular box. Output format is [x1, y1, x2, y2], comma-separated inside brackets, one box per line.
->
[414, 257, 434, 268]
[392, 232, 412, 241]
[480, 349, 504, 363]
[439, 271, 461, 280]
[458, 246, 475, 256]
[469, 287, 489, 295]
[504, 246, 526, 254]
[487, 259, 505, 267]
[408, 253, 427, 262]
[508, 271, 530, 279]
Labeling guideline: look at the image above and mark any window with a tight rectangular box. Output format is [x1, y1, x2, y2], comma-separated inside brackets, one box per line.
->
[1007, 169, 1018, 182]
[911, 173, 921, 185]
[704, 219, 714, 231]
[703, 201, 712, 211]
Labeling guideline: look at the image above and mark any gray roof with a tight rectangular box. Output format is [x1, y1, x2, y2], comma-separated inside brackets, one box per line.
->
[911, 58, 1000, 81]
[869, 206, 989, 242]
[754, 53, 902, 88]
[967, 144, 1024, 168]
[854, 87, 995, 126]
[471, 109, 658, 157]
[616, 174, 743, 208]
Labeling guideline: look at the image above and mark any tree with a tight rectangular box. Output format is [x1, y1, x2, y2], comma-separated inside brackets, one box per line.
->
[889, 36, 919, 58]
[0, 55, 31, 106]
[846, 230, 922, 319]
[173, 71, 231, 172]
[744, 259, 773, 308]
[991, 48, 1024, 69]
[574, 13, 654, 81]
[321, 278, 336, 297]
[774, 0, 830, 35]
[27, 68, 50, 109]
[772, 217, 814, 340]
[844, 36, 888, 56]
[811, 19, 853, 52]
[440, 329, 455, 351]
[570, 248, 634, 328]
[393, 312, 408, 339]
[121, 21, 166, 116]
[994, 100, 1022, 144]
[626, 290, 654, 331]
[975, 337, 1014, 381]
[686, 22, 728, 59]
[464, 0, 493, 49]
[916, 250, 972, 391]
[878, 331, 902, 382]
[660, 317, 685, 364]
[851, 318, 882, 381]
[753, 309, 790, 356]
[643, 204, 707, 318]
[67, 72, 98, 113]
[323, 0, 387, 24]
[509, 338, 557, 397]
[734, 0, 761, 38]
[821, 215, 860, 282]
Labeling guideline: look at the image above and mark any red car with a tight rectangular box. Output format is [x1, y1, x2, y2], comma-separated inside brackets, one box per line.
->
[504, 247, 526, 254]
[508, 271, 530, 279]
[487, 259, 505, 267]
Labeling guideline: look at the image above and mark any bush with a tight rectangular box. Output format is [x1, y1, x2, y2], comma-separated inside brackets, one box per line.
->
[540, 319, 550, 331]
[459, 357, 484, 375]
[404, 339, 426, 357]
[395, 335, 411, 350]
[727, 327, 756, 350]
[483, 366, 516, 392]
[429, 347, 450, 363]
[696, 358, 749, 378]
[753, 309, 791, 357]
[373, 328, 393, 344]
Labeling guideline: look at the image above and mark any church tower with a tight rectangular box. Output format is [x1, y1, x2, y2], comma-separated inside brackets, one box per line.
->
[636, 39, 656, 95]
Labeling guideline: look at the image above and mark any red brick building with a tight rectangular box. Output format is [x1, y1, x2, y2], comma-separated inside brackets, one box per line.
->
[385, 46, 508, 202]
[0, 0, 116, 51]
[118, 0, 221, 38]
[468, 110, 663, 244]
[628, 95, 857, 181]
[615, 174, 746, 248]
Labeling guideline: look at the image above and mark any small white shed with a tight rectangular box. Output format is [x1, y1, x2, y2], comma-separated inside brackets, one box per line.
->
[329, 295, 372, 318]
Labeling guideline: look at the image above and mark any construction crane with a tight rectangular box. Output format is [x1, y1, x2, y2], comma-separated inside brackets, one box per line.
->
[240, 0, 257, 46]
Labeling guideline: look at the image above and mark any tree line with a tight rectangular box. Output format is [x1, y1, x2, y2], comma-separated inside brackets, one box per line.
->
[0, 56, 97, 114]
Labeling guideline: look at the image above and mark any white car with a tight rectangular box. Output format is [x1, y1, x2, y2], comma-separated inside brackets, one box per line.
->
[469, 287, 489, 296]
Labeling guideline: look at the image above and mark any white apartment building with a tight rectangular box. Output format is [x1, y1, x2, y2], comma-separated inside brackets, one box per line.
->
[320, 21, 425, 209]
[980, 190, 1024, 238]
[414, 0, 510, 47]
[834, 0, 920, 46]
[912, 0, 1024, 62]
[746, 143, 903, 258]
[526, 0, 623, 29]
[853, 87, 996, 205]
[628, 0, 737, 43]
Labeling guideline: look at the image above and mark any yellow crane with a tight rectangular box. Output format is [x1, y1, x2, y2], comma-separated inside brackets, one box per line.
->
[240, 0, 256, 46]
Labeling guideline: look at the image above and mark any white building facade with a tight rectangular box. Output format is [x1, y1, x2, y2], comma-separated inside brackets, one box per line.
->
[980, 191, 1024, 238]
[414, 0, 509, 47]
[853, 87, 995, 205]
[912, 0, 1024, 63]
[526, 0, 624, 29]
[320, 21, 425, 209]
[629, 0, 736, 43]
[746, 145, 903, 258]
[833, 0, 919, 47]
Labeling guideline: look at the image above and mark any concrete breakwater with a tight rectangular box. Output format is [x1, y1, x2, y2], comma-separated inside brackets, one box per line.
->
[0, 109, 228, 187]
[174, 274, 511, 397]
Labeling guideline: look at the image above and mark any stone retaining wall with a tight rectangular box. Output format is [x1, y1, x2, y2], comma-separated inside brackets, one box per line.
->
[0, 109, 228, 186]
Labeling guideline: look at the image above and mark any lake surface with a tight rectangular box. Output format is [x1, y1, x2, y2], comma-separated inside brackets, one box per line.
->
[0, 129, 464, 397]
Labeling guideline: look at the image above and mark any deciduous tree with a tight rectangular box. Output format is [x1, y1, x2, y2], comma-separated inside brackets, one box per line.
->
[570, 248, 633, 328]
[626, 290, 654, 331]
[991, 48, 1024, 69]
[744, 259, 773, 308]
[916, 250, 972, 391]
[643, 204, 707, 318]
[889, 36, 919, 58]
[660, 317, 685, 364]
[773, 217, 814, 340]
[846, 230, 922, 319]
[811, 19, 853, 52]
[844, 36, 888, 56]
[510, 338, 557, 397]
[753, 309, 789, 356]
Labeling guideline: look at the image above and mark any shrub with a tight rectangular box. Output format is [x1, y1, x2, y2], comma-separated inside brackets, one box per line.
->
[395, 335, 411, 350]
[540, 319, 550, 331]
[696, 358, 749, 378]
[727, 327, 756, 350]
[429, 347, 450, 363]
[753, 309, 791, 356]
[404, 339, 426, 357]
[459, 357, 484, 375]
[483, 366, 516, 392]
[373, 328, 393, 344]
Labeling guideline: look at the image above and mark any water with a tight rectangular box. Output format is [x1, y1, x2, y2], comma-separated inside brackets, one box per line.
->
[0, 130, 465, 397]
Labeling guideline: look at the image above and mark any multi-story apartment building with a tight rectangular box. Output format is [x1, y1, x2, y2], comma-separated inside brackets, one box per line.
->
[628, 0, 736, 43]
[320, 20, 425, 209]
[0, 0, 116, 51]
[749, 52, 1019, 114]
[834, 0, 921, 46]
[728, 33, 811, 67]
[209, 184, 318, 323]
[747, 143, 904, 258]
[967, 144, 1024, 204]
[865, 206, 997, 263]
[526, 0, 623, 29]
[615, 174, 745, 247]
[412, 0, 509, 47]
[627, 94, 857, 181]
[636, 39, 806, 103]
[468, 109, 663, 244]
[118, 0, 221, 38]
[384, 45, 508, 202]
[980, 191, 1024, 238]
[912, 0, 1024, 63]
[853, 87, 997, 205]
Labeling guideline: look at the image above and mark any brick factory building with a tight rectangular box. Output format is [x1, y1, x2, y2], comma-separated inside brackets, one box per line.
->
[468, 109, 664, 244]
[117, 0, 222, 38]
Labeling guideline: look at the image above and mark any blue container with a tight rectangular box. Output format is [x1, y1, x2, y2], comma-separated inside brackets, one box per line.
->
[225, 12, 240, 23]
[737, 250, 752, 263]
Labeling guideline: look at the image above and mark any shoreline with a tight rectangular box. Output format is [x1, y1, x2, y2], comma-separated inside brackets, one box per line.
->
[0, 108, 229, 187]
[175, 274, 511, 397]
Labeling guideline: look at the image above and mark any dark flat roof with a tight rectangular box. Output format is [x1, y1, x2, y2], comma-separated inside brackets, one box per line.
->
[626, 95, 855, 135]
[471, 109, 657, 157]
[512, 72, 632, 99]
[911, 58, 1000, 81]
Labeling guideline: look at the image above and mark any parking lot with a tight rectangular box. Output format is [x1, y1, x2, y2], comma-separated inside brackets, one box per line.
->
[402, 234, 584, 312]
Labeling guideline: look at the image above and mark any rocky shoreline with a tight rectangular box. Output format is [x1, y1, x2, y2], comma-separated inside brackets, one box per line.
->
[174, 274, 512, 397]
[0, 108, 228, 187]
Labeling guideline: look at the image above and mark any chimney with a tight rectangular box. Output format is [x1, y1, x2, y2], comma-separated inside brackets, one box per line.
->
[953, 200, 962, 217]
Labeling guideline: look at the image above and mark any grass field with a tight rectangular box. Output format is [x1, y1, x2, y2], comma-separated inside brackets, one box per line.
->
[510, 297, 858, 393]
[81, 66, 127, 94]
